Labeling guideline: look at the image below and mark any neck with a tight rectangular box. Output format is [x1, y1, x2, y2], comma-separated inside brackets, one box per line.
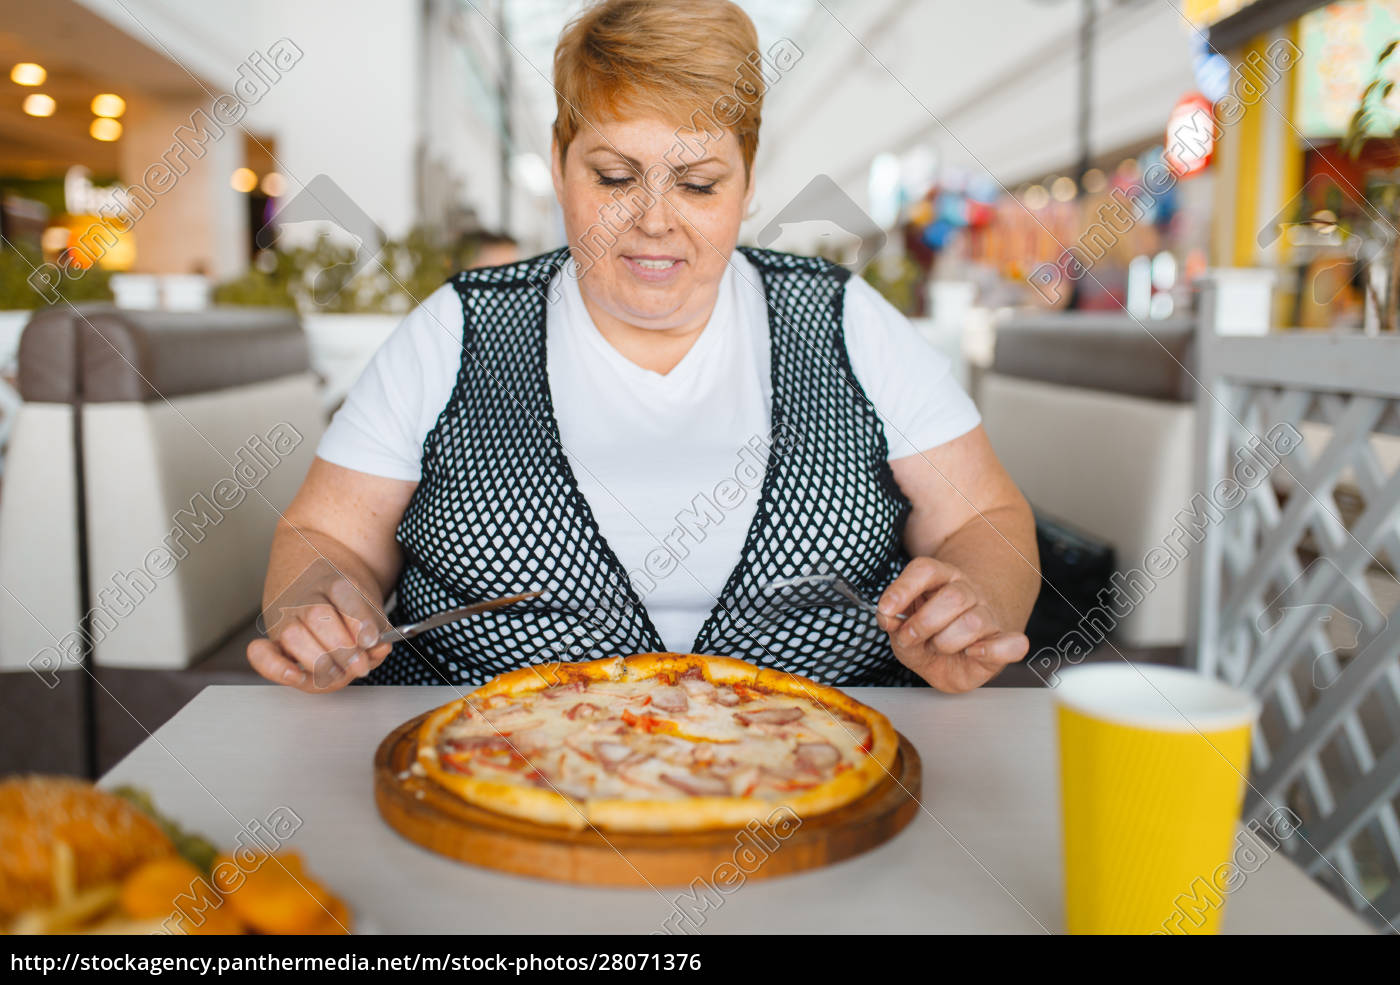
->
[577, 291, 720, 376]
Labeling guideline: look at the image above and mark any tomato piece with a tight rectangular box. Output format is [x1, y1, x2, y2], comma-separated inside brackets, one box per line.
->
[621, 709, 670, 733]
[442, 753, 472, 774]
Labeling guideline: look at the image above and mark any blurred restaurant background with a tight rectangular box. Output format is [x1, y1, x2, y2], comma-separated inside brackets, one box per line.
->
[2, 0, 1400, 930]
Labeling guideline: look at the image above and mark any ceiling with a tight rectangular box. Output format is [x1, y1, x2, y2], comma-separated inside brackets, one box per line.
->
[0, 0, 206, 177]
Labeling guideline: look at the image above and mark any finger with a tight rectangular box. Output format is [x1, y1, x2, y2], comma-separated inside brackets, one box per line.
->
[894, 581, 978, 650]
[276, 621, 346, 685]
[965, 632, 1031, 666]
[327, 578, 388, 649]
[878, 557, 959, 618]
[876, 610, 903, 634]
[930, 603, 998, 654]
[247, 638, 308, 688]
[309, 648, 360, 690]
[299, 602, 370, 678]
[364, 641, 393, 670]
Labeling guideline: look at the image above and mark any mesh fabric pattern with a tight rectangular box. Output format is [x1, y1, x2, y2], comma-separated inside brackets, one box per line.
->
[366, 246, 915, 687]
[692, 249, 916, 685]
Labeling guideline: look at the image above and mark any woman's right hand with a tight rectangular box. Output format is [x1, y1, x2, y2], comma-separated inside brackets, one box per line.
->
[246, 564, 393, 692]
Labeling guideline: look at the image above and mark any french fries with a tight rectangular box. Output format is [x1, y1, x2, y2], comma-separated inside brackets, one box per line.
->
[9, 884, 122, 935]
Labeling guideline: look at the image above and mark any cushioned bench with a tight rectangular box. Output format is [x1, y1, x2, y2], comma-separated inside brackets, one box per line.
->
[978, 314, 1198, 648]
[0, 304, 323, 773]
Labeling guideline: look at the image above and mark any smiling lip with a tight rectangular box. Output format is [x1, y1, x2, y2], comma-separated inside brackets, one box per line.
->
[621, 254, 685, 283]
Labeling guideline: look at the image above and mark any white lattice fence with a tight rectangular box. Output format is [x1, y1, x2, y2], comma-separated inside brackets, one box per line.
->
[1193, 323, 1400, 932]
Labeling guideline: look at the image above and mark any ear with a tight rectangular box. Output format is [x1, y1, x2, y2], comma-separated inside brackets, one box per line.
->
[551, 136, 566, 205]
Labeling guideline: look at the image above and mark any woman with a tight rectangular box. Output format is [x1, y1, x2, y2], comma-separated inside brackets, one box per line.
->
[247, 0, 1040, 694]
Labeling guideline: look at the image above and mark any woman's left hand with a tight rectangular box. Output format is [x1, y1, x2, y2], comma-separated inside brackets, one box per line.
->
[877, 557, 1030, 692]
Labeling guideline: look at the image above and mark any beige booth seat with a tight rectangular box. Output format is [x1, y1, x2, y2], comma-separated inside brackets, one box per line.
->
[0, 305, 322, 681]
[978, 314, 1197, 648]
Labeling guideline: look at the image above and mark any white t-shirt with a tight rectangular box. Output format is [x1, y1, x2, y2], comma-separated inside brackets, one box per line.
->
[317, 251, 980, 651]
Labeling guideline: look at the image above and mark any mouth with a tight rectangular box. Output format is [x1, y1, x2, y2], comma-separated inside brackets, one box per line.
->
[621, 253, 685, 283]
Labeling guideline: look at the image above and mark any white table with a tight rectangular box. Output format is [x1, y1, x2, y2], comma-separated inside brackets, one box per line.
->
[102, 686, 1372, 935]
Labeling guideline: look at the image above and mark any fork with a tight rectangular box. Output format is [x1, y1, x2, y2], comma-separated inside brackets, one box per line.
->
[762, 573, 907, 621]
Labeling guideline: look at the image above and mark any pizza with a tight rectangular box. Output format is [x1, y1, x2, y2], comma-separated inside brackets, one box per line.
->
[414, 654, 899, 832]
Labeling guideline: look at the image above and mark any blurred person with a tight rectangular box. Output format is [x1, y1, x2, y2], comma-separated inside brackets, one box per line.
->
[467, 231, 520, 269]
[248, 0, 1039, 694]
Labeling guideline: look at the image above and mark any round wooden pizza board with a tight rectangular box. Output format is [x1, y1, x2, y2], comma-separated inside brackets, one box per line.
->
[373, 710, 922, 888]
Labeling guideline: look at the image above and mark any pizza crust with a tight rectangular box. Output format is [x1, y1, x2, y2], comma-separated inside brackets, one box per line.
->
[415, 653, 899, 833]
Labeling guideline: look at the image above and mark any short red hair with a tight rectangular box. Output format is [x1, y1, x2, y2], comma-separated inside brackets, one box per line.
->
[552, 0, 766, 178]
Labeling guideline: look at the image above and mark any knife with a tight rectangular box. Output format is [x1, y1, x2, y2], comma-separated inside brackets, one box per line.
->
[377, 590, 543, 645]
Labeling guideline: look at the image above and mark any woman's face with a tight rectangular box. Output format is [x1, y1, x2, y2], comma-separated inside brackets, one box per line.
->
[552, 115, 754, 337]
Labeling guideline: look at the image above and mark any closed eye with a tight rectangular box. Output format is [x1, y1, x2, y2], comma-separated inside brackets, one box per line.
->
[593, 170, 717, 195]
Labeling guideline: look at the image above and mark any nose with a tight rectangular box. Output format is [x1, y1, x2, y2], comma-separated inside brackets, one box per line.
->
[636, 189, 676, 237]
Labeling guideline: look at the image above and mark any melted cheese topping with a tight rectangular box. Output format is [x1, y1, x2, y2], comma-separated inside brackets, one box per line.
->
[434, 674, 872, 802]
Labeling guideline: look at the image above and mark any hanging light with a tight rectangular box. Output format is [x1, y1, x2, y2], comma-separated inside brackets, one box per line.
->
[23, 93, 56, 117]
[230, 168, 258, 193]
[1051, 175, 1078, 202]
[90, 118, 122, 141]
[91, 94, 126, 118]
[1082, 168, 1107, 194]
[259, 171, 286, 197]
[10, 63, 46, 86]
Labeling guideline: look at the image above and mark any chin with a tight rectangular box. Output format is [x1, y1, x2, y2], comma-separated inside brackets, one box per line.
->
[615, 278, 687, 304]
[619, 299, 685, 326]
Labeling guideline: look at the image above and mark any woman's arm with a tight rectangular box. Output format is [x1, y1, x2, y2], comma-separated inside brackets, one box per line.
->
[878, 425, 1041, 692]
[246, 458, 418, 692]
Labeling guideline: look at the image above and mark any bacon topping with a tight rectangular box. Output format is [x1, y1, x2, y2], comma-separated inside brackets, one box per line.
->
[735, 707, 803, 726]
[713, 687, 741, 707]
[593, 741, 635, 770]
[758, 765, 818, 792]
[480, 703, 533, 727]
[680, 676, 716, 701]
[443, 735, 511, 754]
[795, 741, 840, 773]
[505, 726, 549, 749]
[650, 686, 689, 714]
[660, 772, 732, 797]
[615, 759, 661, 790]
[565, 702, 601, 720]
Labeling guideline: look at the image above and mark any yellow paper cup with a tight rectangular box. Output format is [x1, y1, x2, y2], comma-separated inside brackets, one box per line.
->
[1056, 664, 1259, 935]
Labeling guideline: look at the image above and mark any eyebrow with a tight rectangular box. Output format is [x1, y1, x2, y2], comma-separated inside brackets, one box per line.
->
[583, 149, 726, 172]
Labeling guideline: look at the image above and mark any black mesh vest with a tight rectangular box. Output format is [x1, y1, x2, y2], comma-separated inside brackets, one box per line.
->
[365, 246, 918, 687]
